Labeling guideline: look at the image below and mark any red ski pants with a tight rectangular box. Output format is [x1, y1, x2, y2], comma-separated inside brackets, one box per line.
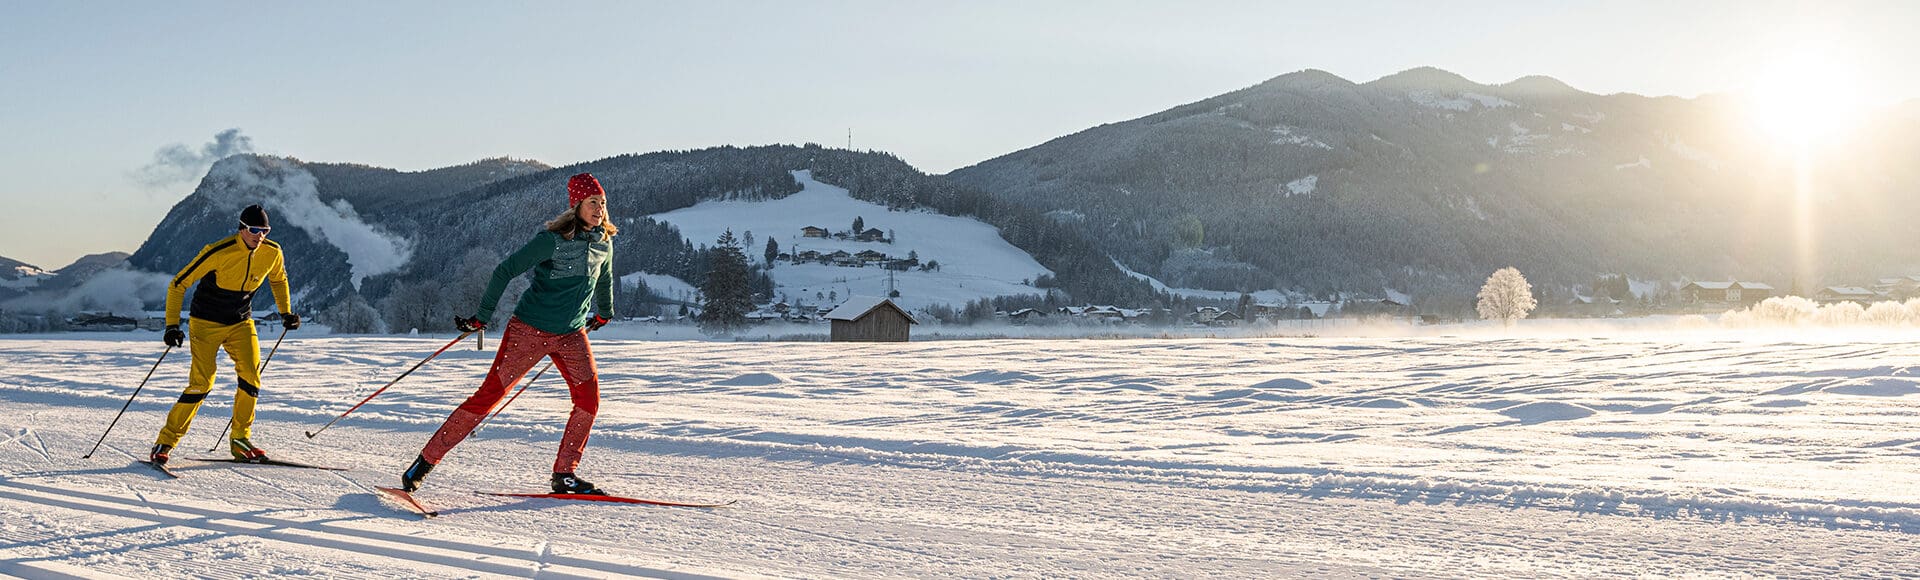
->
[420, 318, 601, 473]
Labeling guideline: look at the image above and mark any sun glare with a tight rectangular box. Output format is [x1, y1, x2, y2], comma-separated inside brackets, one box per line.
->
[1746, 52, 1866, 146]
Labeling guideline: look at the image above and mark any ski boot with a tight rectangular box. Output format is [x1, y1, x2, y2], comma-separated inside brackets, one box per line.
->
[401, 455, 435, 492]
[229, 438, 269, 463]
[551, 472, 606, 495]
[149, 443, 172, 466]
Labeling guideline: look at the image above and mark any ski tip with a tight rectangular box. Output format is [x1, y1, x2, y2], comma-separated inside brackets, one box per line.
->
[374, 486, 439, 517]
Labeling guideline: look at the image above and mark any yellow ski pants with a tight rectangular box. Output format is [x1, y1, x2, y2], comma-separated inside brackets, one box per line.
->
[154, 318, 261, 447]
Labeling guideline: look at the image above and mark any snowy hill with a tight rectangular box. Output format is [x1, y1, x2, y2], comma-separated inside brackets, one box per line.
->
[0, 256, 50, 290]
[649, 170, 1052, 312]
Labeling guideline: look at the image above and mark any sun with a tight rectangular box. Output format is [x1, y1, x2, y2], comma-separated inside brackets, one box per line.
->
[1746, 52, 1866, 146]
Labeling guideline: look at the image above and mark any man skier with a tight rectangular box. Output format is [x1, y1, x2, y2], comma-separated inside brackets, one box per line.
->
[150, 204, 299, 466]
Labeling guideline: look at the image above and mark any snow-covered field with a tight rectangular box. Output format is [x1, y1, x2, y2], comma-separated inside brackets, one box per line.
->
[1, 331, 1918, 578]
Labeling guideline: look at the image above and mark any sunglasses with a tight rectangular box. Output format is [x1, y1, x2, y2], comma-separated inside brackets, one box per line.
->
[239, 223, 271, 235]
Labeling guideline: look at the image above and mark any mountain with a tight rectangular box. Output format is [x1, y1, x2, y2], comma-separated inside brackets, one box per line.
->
[34, 252, 131, 293]
[113, 146, 1150, 332]
[948, 67, 1920, 305]
[125, 156, 550, 315]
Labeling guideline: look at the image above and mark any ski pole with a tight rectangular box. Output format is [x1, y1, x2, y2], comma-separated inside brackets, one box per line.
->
[474, 325, 595, 432]
[81, 345, 174, 459]
[474, 361, 552, 433]
[206, 325, 289, 452]
[305, 331, 473, 439]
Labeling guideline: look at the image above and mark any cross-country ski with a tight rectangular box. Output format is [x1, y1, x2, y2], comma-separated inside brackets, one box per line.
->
[186, 457, 347, 471]
[374, 486, 439, 518]
[477, 491, 737, 509]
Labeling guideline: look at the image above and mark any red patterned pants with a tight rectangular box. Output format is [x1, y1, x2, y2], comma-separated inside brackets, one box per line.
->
[420, 318, 601, 473]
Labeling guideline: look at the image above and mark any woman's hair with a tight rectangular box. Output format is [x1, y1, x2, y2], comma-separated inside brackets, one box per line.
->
[545, 199, 620, 239]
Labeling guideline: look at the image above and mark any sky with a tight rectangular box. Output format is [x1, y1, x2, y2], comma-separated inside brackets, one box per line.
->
[2, 0, 1916, 270]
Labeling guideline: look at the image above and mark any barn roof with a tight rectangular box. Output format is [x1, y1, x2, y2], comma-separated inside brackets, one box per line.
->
[825, 296, 919, 324]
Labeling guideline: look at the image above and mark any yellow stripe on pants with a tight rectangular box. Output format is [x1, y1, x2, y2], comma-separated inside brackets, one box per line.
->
[154, 318, 262, 447]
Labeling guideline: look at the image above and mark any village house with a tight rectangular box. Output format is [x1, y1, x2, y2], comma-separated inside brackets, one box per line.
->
[1008, 308, 1046, 324]
[1680, 281, 1773, 309]
[1815, 286, 1879, 304]
[69, 312, 137, 332]
[801, 226, 828, 238]
[1567, 295, 1625, 318]
[856, 228, 887, 242]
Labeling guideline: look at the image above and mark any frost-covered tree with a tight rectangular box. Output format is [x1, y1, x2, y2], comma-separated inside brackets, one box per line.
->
[323, 292, 384, 334]
[1476, 267, 1537, 326]
[763, 237, 779, 267]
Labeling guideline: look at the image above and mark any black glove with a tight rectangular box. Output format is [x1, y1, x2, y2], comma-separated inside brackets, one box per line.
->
[455, 315, 488, 333]
[280, 313, 301, 330]
[164, 325, 185, 348]
[586, 315, 609, 332]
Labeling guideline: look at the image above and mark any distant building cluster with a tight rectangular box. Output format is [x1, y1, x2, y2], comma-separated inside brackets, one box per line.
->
[783, 225, 933, 271]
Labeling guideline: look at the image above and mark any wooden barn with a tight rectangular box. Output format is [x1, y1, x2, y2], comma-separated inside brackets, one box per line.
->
[826, 296, 917, 342]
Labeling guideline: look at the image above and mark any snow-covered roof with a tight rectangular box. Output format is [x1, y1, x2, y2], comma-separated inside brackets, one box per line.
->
[1733, 282, 1774, 290]
[1685, 281, 1734, 290]
[825, 296, 918, 324]
[1821, 286, 1877, 296]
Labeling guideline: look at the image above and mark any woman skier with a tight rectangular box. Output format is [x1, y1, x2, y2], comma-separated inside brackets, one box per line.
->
[400, 172, 617, 494]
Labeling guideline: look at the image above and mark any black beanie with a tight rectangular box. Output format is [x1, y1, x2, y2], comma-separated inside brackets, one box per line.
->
[240, 205, 270, 228]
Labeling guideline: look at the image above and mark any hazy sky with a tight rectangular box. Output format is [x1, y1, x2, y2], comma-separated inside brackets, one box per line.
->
[3, 1, 1915, 269]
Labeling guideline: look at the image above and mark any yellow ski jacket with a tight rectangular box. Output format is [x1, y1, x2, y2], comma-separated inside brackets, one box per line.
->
[166, 234, 292, 326]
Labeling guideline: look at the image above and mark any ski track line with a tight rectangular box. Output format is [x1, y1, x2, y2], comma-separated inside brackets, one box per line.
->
[222, 463, 319, 506]
[704, 509, 949, 561]
[0, 480, 741, 580]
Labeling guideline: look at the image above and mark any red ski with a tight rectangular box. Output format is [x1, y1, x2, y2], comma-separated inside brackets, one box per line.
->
[477, 491, 735, 508]
[375, 486, 439, 518]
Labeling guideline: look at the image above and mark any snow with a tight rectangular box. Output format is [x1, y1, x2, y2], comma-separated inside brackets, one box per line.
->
[1108, 258, 1290, 302]
[823, 295, 906, 322]
[649, 171, 1052, 312]
[1, 266, 52, 289]
[3, 331, 1920, 576]
[1268, 125, 1332, 149]
[1665, 136, 1721, 170]
[1284, 174, 1318, 196]
[1464, 92, 1516, 108]
[1500, 121, 1547, 153]
[1407, 90, 1473, 111]
[1614, 156, 1652, 170]
[1408, 91, 1514, 111]
[620, 271, 699, 303]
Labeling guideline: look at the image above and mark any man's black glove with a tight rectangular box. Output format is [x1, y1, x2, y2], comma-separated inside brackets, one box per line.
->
[280, 313, 301, 331]
[455, 316, 488, 333]
[586, 315, 609, 332]
[163, 325, 185, 348]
